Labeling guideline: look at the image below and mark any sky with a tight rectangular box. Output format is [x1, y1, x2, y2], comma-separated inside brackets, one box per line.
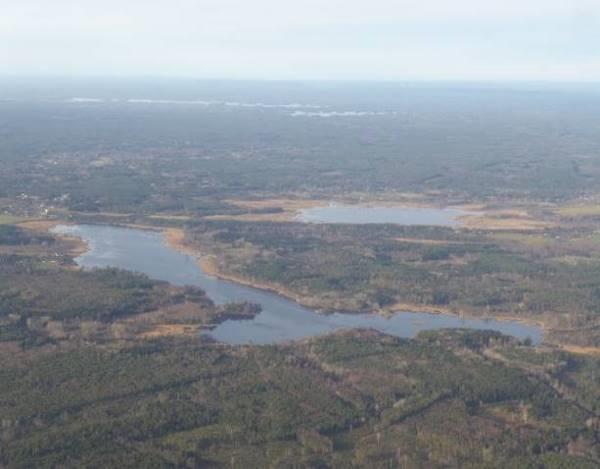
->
[2, 0, 600, 81]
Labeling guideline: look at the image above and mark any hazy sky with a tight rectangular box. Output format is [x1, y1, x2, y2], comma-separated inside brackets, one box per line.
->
[3, 0, 600, 81]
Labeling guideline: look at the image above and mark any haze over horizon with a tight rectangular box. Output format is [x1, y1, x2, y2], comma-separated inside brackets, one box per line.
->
[3, 0, 600, 82]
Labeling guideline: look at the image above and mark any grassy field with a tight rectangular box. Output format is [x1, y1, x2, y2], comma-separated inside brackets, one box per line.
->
[0, 214, 27, 225]
[556, 204, 600, 217]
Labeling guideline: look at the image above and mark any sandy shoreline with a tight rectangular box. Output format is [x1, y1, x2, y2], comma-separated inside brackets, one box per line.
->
[164, 228, 321, 308]
[19, 219, 89, 259]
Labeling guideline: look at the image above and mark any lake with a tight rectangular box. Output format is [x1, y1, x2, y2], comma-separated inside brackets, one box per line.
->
[296, 204, 470, 226]
[52, 224, 543, 345]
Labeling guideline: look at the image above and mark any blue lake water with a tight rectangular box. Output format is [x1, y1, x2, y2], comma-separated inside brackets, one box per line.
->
[297, 204, 469, 226]
[52, 224, 543, 345]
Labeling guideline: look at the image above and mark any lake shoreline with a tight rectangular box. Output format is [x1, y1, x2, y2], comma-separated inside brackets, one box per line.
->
[164, 227, 548, 340]
[36, 222, 548, 344]
[164, 228, 327, 311]
[22, 219, 89, 259]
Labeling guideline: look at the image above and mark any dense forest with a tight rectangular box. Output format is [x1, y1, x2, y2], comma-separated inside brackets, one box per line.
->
[2, 327, 599, 468]
[2, 83, 600, 216]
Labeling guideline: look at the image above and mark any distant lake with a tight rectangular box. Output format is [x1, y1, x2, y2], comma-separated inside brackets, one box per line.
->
[297, 204, 470, 226]
[52, 224, 543, 345]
